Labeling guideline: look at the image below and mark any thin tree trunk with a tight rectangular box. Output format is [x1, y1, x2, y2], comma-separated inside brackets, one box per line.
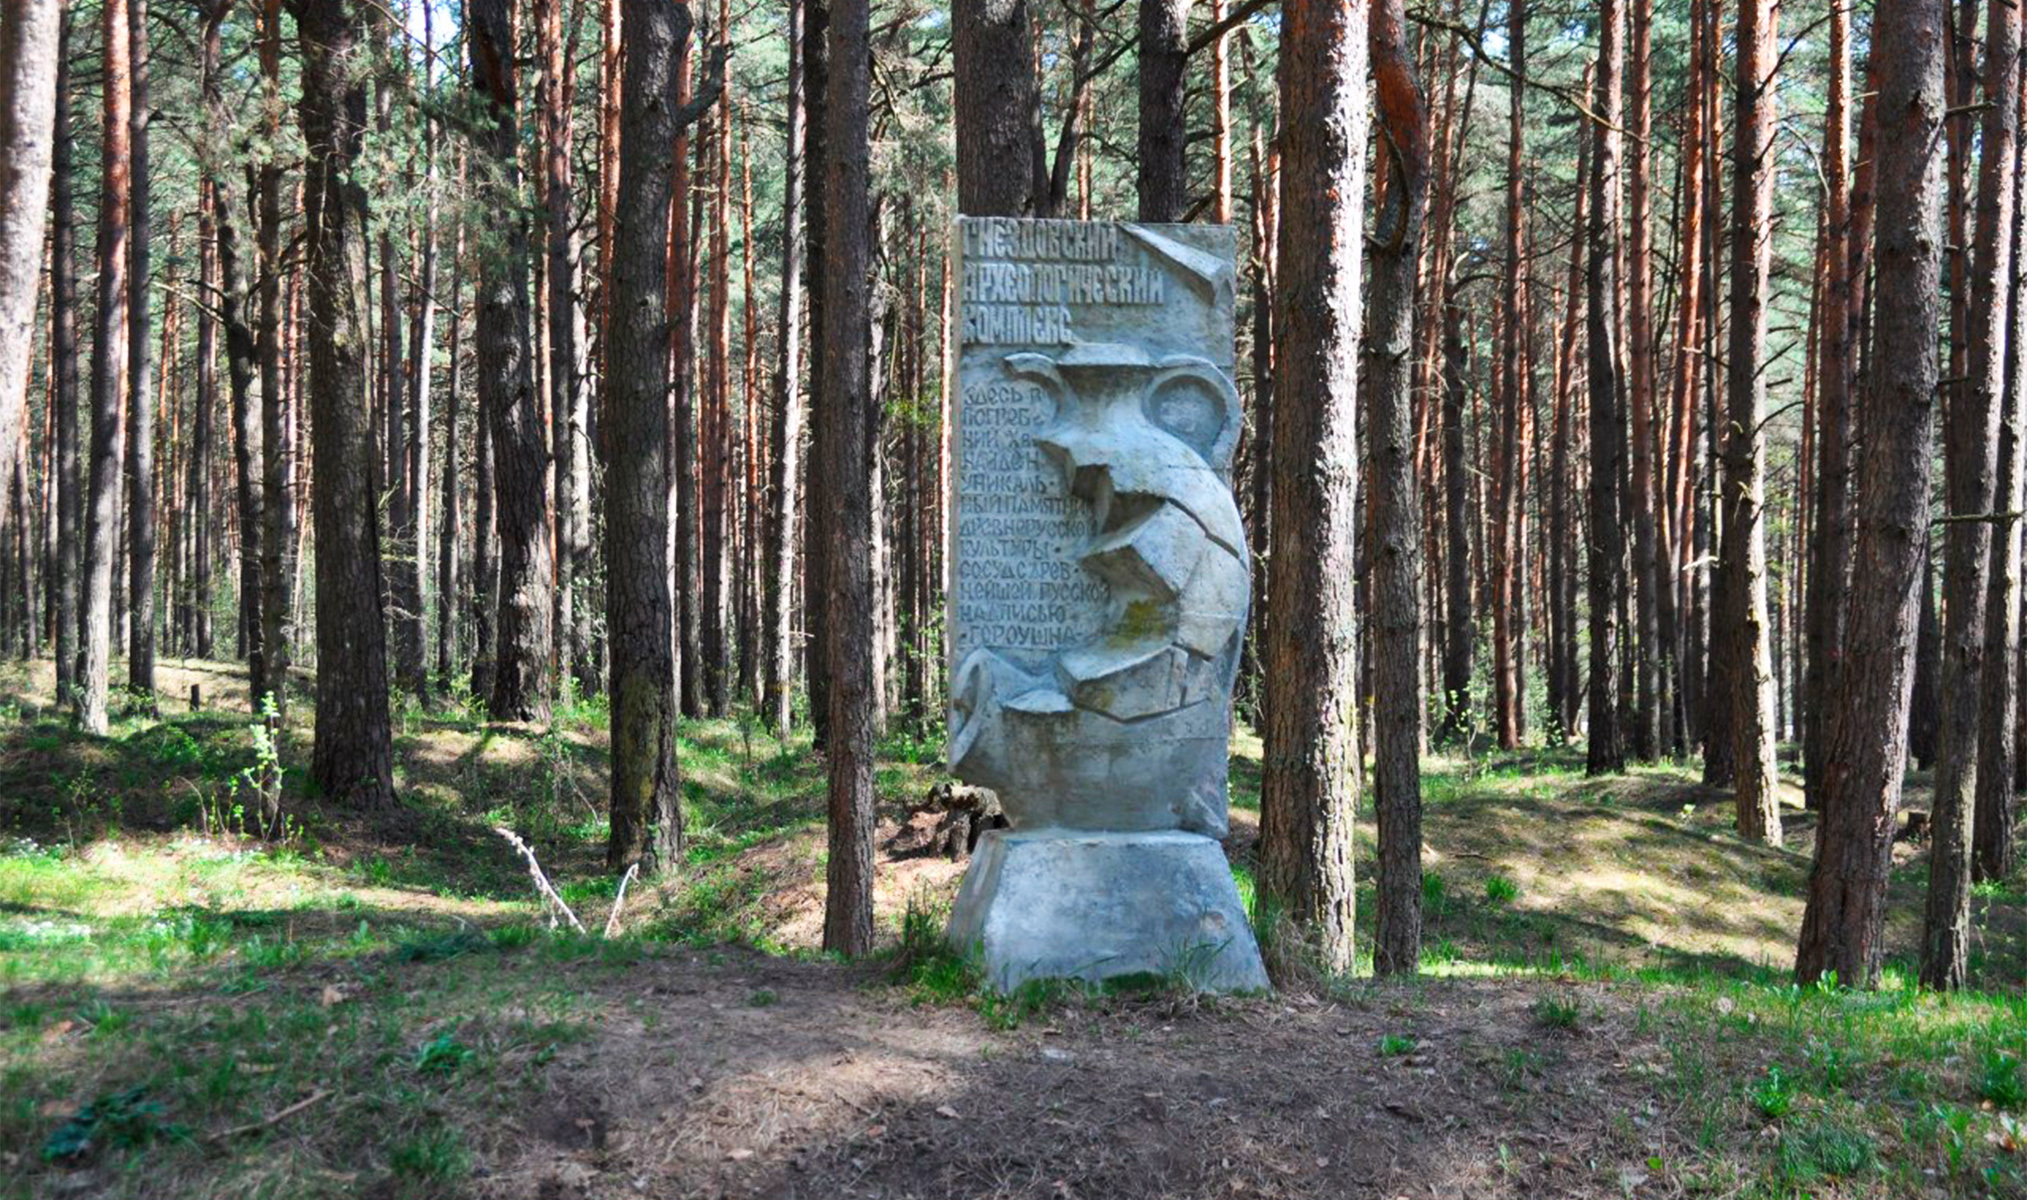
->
[255, 0, 290, 715]
[1492, 0, 1525, 750]
[765, 0, 807, 740]
[298, 0, 396, 808]
[803, 0, 830, 744]
[1626, 0, 1661, 761]
[1261, 0, 1367, 974]
[208, 3, 259, 689]
[80, 0, 134, 735]
[541, 0, 589, 697]
[1797, 0, 1946, 988]
[1976, 82, 2027, 880]
[49, 10, 79, 707]
[1717, 0, 1781, 843]
[438, 213, 465, 688]
[703, 57, 731, 715]
[404, 81, 438, 704]
[471, 0, 555, 723]
[609, 0, 715, 873]
[1136, 0, 1188, 222]
[124, 0, 156, 700]
[820, 0, 876, 958]
[1437, 294, 1472, 743]
[1551, 107, 1589, 744]
[0, 0, 59, 549]
[1924, 0, 2018, 988]
[1368, 0, 1427, 977]
[1584, 0, 1626, 775]
[1805, 0, 1855, 807]
[671, 42, 704, 719]
[953, 0, 1044, 217]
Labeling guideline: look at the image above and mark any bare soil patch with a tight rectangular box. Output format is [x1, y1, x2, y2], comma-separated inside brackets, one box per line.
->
[475, 951, 1669, 1200]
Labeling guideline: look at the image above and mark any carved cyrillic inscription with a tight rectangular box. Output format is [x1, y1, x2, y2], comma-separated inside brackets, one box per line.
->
[953, 381, 1107, 659]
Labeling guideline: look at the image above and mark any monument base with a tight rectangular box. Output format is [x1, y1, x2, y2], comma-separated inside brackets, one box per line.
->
[947, 828, 1270, 993]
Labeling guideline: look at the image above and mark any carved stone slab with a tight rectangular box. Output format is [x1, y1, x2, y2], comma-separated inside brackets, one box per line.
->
[949, 218, 1247, 837]
[946, 217, 1265, 993]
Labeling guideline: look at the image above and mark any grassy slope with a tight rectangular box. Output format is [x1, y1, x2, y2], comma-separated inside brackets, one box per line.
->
[0, 658, 2021, 1197]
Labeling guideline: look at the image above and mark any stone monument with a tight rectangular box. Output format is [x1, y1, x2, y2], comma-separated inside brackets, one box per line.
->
[944, 216, 1269, 993]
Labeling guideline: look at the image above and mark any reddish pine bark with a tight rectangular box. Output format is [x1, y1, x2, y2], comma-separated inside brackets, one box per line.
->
[1798, 0, 1947, 989]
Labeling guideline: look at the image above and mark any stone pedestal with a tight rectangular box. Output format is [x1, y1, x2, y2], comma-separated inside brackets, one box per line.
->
[947, 828, 1269, 993]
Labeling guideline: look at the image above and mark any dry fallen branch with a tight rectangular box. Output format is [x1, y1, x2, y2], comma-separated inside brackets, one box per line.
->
[493, 827, 586, 933]
[206, 1089, 330, 1143]
[604, 863, 640, 937]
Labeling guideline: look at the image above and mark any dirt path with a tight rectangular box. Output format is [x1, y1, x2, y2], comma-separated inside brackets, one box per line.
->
[477, 950, 1669, 1200]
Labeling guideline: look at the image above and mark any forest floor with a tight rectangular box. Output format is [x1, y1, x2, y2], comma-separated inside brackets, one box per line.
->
[0, 658, 2023, 1199]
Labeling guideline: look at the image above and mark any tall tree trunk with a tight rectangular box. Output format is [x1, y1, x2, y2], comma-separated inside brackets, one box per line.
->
[403, 86, 438, 704]
[471, 0, 555, 723]
[802, 0, 830, 744]
[1550, 107, 1590, 745]
[1208, 0, 1231, 224]
[1806, 0, 1855, 807]
[703, 68, 731, 715]
[298, 0, 396, 807]
[1977, 81, 2027, 878]
[1797, 0, 1946, 988]
[438, 215, 465, 687]
[1136, 0, 1188, 221]
[0, 0, 59, 547]
[672, 43, 704, 718]
[1367, 0, 1427, 978]
[541, 0, 589, 697]
[1627, 0, 1662, 761]
[1492, 0, 1525, 750]
[1718, 0, 1781, 843]
[953, 0, 1044, 217]
[207, 0, 259, 688]
[126, 0, 157, 699]
[1584, 0, 1626, 775]
[609, 0, 716, 873]
[80, 0, 134, 735]
[255, 0, 291, 715]
[1437, 294, 1472, 743]
[1924, 0, 2018, 988]
[1261, 0, 1367, 974]
[193, 189, 215, 663]
[737, 104, 761, 710]
[49, 9, 80, 708]
[820, 0, 876, 958]
[765, 0, 807, 741]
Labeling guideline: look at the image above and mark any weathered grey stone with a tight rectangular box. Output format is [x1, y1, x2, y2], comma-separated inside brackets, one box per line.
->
[948, 219, 1247, 836]
[948, 829, 1269, 993]
[945, 217, 1265, 993]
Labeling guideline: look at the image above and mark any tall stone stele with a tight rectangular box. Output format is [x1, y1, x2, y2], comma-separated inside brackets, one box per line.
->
[945, 216, 1269, 992]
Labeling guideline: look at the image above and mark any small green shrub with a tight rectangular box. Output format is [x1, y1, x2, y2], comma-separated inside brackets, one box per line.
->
[414, 1032, 477, 1076]
[1484, 874, 1519, 906]
[1533, 993, 1581, 1031]
[1806, 1039, 1853, 1091]
[42, 1087, 188, 1163]
[1978, 1051, 2025, 1109]
[389, 1125, 470, 1182]
[1749, 1065, 1798, 1121]
[1378, 1033, 1417, 1056]
[1421, 871, 1448, 920]
[1778, 1121, 1877, 1183]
